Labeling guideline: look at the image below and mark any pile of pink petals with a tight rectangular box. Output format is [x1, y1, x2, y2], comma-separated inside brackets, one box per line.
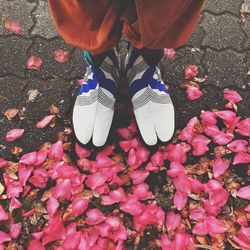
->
[0, 89, 249, 249]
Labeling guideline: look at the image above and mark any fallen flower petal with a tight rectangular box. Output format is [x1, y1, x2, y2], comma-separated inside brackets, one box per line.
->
[235, 118, 250, 137]
[54, 49, 70, 63]
[174, 191, 187, 211]
[5, 20, 22, 34]
[212, 158, 230, 178]
[6, 128, 25, 142]
[72, 198, 89, 216]
[184, 65, 199, 79]
[227, 140, 248, 153]
[164, 48, 176, 60]
[36, 115, 55, 129]
[233, 152, 250, 165]
[19, 151, 37, 165]
[237, 186, 250, 200]
[165, 211, 181, 231]
[224, 89, 242, 103]
[85, 209, 106, 225]
[26, 55, 43, 71]
[48, 141, 64, 161]
[186, 86, 202, 100]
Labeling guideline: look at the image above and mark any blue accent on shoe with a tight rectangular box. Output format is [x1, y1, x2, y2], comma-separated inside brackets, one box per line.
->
[83, 50, 94, 65]
[92, 67, 117, 98]
[129, 66, 168, 97]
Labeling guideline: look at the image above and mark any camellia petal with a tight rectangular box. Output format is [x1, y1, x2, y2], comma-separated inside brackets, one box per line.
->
[26, 55, 43, 71]
[233, 152, 250, 165]
[186, 86, 202, 100]
[54, 49, 70, 63]
[36, 115, 55, 129]
[85, 209, 106, 225]
[227, 140, 248, 153]
[235, 118, 250, 137]
[212, 158, 230, 178]
[164, 48, 176, 60]
[165, 211, 181, 231]
[48, 141, 64, 161]
[224, 89, 242, 103]
[173, 191, 188, 211]
[237, 186, 250, 200]
[184, 65, 198, 79]
[6, 128, 25, 142]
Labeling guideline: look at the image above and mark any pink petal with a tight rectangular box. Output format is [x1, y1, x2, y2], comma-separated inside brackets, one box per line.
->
[212, 158, 230, 178]
[233, 152, 250, 165]
[120, 196, 143, 215]
[166, 162, 186, 178]
[75, 143, 91, 159]
[165, 143, 187, 163]
[109, 187, 127, 202]
[42, 214, 66, 245]
[186, 86, 202, 100]
[161, 233, 174, 250]
[236, 118, 250, 137]
[164, 48, 176, 60]
[48, 141, 64, 161]
[237, 186, 250, 200]
[28, 239, 46, 250]
[136, 146, 150, 163]
[6, 128, 24, 142]
[0, 204, 8, 221]
[36, 115, 55, 129]
[119, 138, 140, 152]
[202, 199, 221, 217]
[212, 131, 234, 145]
[206, 216, 227, 236]
[151, 151, 164, 167]
[203, 124, 220, 137]
[215, 110, 237, 130]
[184, 65, 199, 79]
[132, 183, 152, 200]
[209, 188, 229, 207]
[116, 127, 135, 140]
[95, 154, 114, 168]
[47, 197, 59, 217]
[52, 179, 72, 200]
[61, 232, 81, 249]
[179, 116, 200, 142]
[191, 134, 210, 156]
[34, 150, 48, 165]
[0, 231, 11, 244]
[224, 89, 242, 103]
[227, 140, 248, 153]
[190, 178, 204, 194]
[9, 222, 22, 239]
[200, 110, 217, 125]
[0, 158, 8, 168]
[26, 55, 43, 71]
[189, 208, 207, 222]
[5, 20, 22, 34]
[232, 236, 250, 250]
[165, 211, 181, 231]
[85, 172, 107, 190]
[19, 151, 37, 165]
[245, 204, 250, 213]
[173, 173, 192, 194]
[129, 170, 149, 184]
[173, 191, 187, 211]
[54, 50, 70, 63]
[18, 164, 33, 186]
[10, 198, 22, 210]
[72, 198, 89, 216]
[192, 221, 208, 236]
[85, 208, 106, 225]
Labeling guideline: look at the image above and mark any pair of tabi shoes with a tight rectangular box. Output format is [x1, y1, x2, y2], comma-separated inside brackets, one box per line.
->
[73, 44, 175, 147]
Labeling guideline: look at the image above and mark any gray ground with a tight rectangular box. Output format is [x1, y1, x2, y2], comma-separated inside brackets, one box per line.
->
[0, 0, 249, 159]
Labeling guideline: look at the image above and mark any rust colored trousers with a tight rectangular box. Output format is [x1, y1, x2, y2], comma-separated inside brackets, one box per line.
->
[48, 0, 205, 55]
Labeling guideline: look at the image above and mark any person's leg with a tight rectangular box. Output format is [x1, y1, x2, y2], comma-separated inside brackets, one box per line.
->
[48, 0, 126, 146]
